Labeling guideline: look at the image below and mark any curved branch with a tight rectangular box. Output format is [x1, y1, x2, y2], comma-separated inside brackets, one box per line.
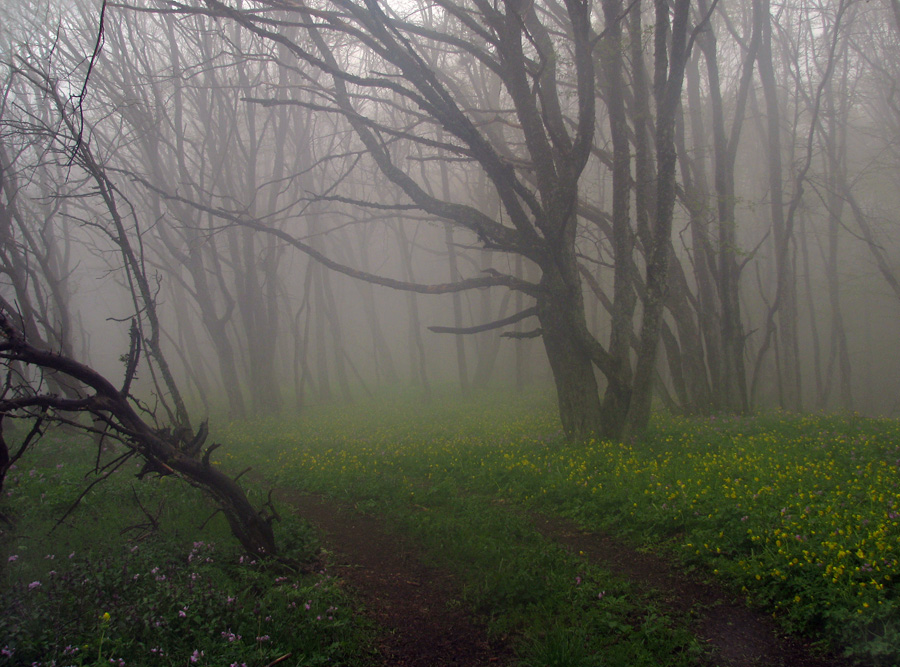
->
[428, 305, 538, 335]
[0, 308, 277, 556]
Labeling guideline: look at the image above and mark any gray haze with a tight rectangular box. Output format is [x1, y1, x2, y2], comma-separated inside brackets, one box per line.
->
[2, 0, 900, 429]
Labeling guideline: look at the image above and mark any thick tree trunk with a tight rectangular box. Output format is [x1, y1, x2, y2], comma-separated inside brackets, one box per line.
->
[600, 0, 637, 414]
[537, 293, 604, 440]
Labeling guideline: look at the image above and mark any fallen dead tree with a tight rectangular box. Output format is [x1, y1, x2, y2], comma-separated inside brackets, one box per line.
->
[0, 306, 277, 556]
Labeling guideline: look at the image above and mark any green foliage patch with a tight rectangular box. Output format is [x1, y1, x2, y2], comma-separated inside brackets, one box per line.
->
[223, 390, 899, 665]
[0, 437, 367, 667]
[4, 391, 898, 665]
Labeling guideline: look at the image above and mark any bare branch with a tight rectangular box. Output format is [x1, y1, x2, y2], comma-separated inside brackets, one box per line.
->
[428, 305, 538, 335]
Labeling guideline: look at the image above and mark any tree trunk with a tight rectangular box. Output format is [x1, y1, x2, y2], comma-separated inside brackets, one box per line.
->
[681, 53, 727, 410]
[312, 262, 334, 402]
[600, 0, 636, 415]
[624, 0, 693, 437]
[798, 213, 825, 407]
[821, 52, 854, 410]
[701, 0, 758, 413]
[537, 285, 604, 440]
[757, 0, 800, 411]
[396, 222, 431, 401]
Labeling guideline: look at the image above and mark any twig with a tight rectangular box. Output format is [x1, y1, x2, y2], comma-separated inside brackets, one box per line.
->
[51, 452, 133, 533]
[198, 508, 223, 532]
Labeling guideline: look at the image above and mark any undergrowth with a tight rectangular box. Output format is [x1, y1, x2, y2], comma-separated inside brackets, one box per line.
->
[224, 388, 899, 665]
[0, 436, 367, 667]
[4, 388, 898, 665]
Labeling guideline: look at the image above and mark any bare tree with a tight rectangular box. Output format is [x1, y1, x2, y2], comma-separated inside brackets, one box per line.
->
[132, 0, 707, 440]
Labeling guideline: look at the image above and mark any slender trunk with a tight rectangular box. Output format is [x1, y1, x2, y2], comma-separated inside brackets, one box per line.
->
[358, 285, 399, 387]
[312, 262, 334, 402]
[757, 1, 800, 410]
[754, 0, 850, 409]
[321, 264, 353, 403]
[888, 0, 900, 35]
[437, 147, 469, 393]
[169, 283, 213, 410]
[292, 259, 317, 412]
[702, 0, 758, 413]
[665, 261, 714, 413]
[444, 224, 470, 393]
[681, 54, 726, 409]
[473, 249, 498, 386]
[600, 0, 636, 415]
[514, 254, 527, 390]
[821, 56, 854, 410]
[823, 186, 853, 409]
[798, 213, 825, 407]
[624, 0, 693, 437]
[473, 290, 512, 387]
[396, 223, 431, 401]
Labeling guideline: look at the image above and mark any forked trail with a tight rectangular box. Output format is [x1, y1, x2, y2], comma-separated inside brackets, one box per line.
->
[277, 489, 849, 667]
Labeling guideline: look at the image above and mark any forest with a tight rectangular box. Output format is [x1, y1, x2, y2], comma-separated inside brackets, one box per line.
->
[1, 0, 899, 665]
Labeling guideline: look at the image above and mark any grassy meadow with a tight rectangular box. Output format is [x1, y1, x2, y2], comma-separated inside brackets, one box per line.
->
[2, 388, 899, 665]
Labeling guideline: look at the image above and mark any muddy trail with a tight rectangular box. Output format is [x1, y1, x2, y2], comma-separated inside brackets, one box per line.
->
[276, 489, 850, 667]
[531, 515, 846, 667]
[278, 490, 513, 667]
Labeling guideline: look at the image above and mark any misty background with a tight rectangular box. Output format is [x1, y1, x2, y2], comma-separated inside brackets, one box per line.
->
[1, 0, 899, 425]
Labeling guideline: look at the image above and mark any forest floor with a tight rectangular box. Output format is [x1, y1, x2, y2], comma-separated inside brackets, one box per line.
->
[276, 489, 850, 667]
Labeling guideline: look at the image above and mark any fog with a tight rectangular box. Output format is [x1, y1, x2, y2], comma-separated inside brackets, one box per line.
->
[2, 0, 900, 435]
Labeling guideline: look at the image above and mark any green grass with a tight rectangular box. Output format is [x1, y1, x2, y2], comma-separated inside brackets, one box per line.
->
[0, 436, 369, 667]
[3, 389, 899, 665]
[220, 389, 899, 665]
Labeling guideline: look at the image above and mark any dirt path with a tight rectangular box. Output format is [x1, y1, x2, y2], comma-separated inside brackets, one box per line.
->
[277, 488, 850, 667]
[531, 514, 848, 667]
[277, 490, 512, 666]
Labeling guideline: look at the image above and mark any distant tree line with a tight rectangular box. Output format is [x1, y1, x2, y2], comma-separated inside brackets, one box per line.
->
[2, 0, 900, 443]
